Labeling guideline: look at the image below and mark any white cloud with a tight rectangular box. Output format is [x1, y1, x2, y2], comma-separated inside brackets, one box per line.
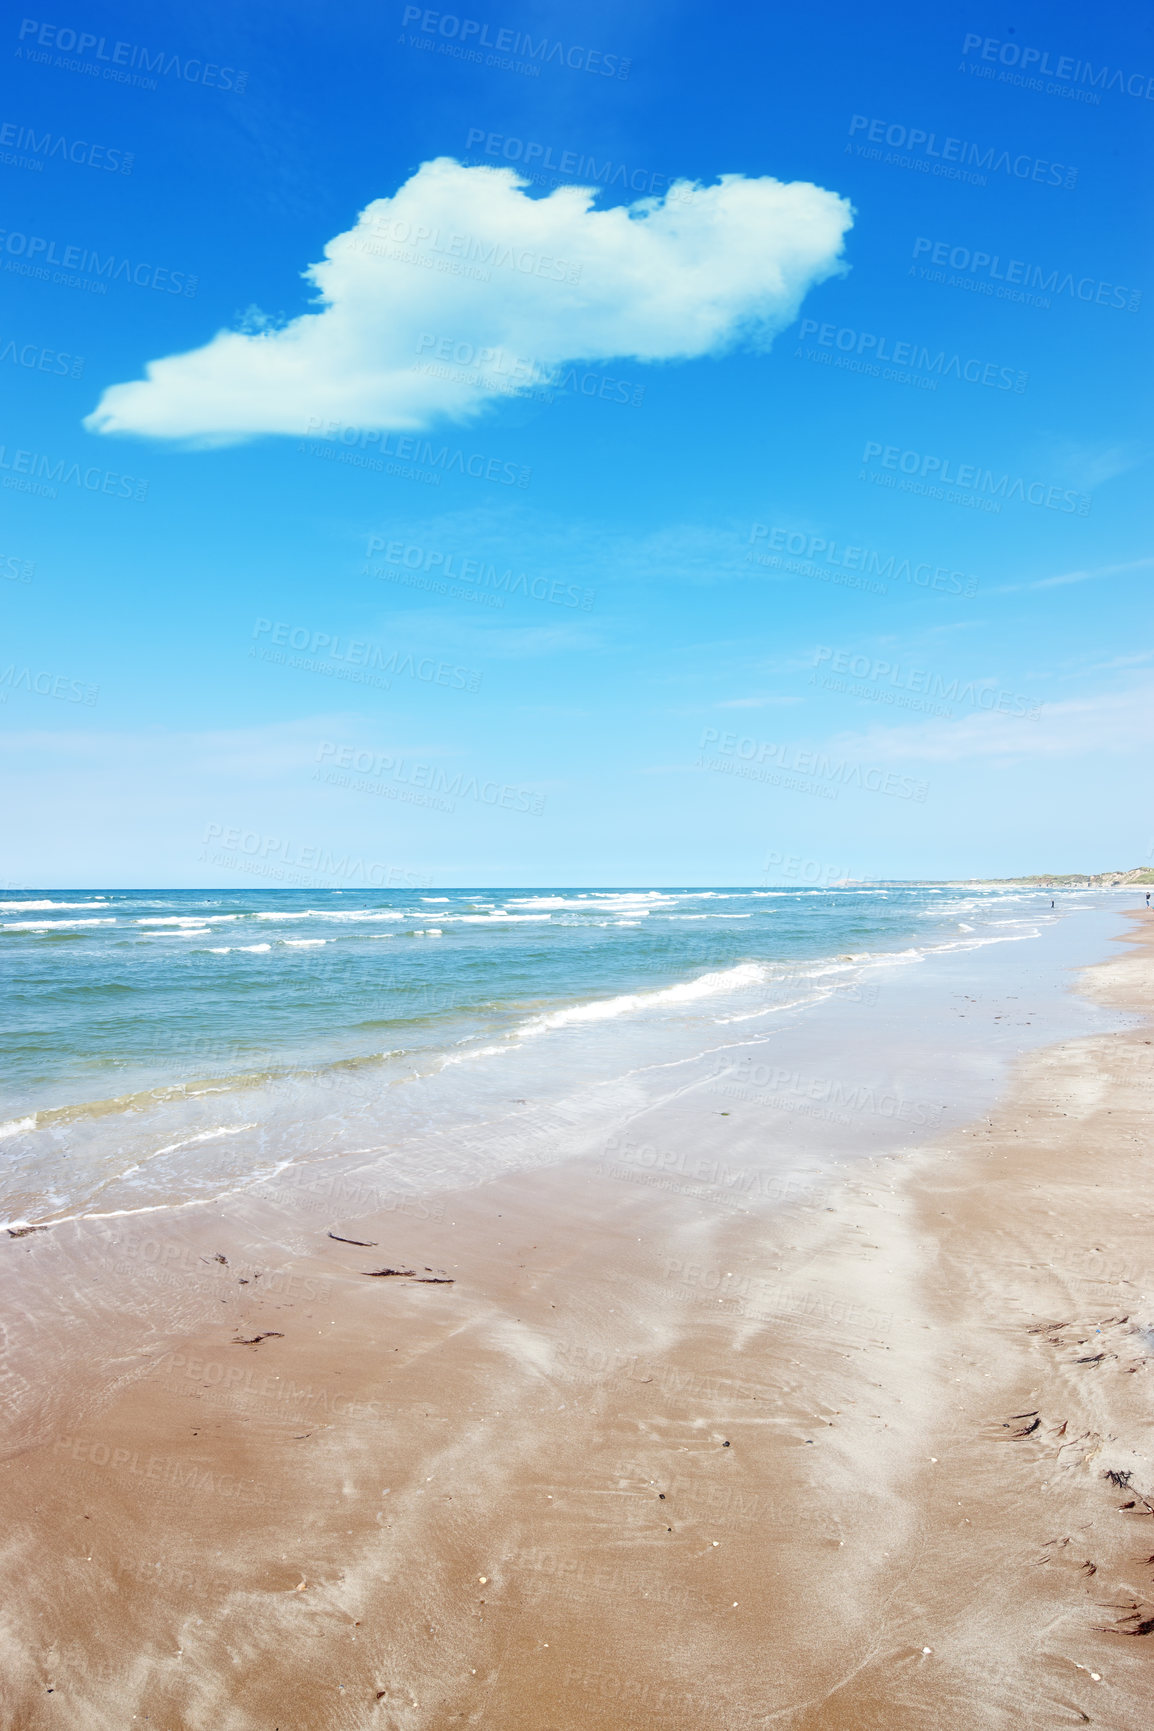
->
[1042, 439, 1149, 490]
[821, 684, 1154, 764]
[84, 158, 853, 443]
[990, 555, 1154, 596]
[717, 696, 802, 708]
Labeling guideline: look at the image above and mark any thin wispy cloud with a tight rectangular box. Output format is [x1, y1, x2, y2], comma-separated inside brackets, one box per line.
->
[1044, 439, 1149, 490]
[717, 696, 803, 708]
[992, 556, 1154, 596]
[820, 684, 1154, 764]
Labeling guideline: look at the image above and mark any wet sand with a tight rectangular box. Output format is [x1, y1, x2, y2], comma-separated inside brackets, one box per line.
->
[2, 913, 1152, 1729]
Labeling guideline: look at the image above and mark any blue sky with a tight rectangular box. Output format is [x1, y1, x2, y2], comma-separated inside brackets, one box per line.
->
[2, 0, 1151, 886]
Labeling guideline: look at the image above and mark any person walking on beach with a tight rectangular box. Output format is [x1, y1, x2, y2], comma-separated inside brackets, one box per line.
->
[1146, 891, 1151, 908]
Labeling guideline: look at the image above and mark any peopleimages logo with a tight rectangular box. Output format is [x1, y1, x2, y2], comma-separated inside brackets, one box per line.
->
[698, 728, 929, 804]
[301, 419, 530, 489]
[413, 333, 645, 407]
[463, 128, 684, 198]
[199, 824, 430, 889]
[15, 20, 248, 92]
[0, 118, 133, 172]
[860, 441, 1091, 515]
[358, 216, 581, 286]
[0, 549, 35, 582]
[812, 647, 1041, 719]
[0, 336, 84, 377]
[960, 33, 1154, 101]
[797, 318, 1027, 391]
[763, 851, 855, 888]
[250, 619, 483, 693]
[0, 663, 99, 705]
[0, 227, 197, 296]
[910, 238, 1141, 314]
[713, 1062, 945, 1127]
[315, 743, 547, 815]
[748, 523, 978, 597]
[365, 537, 594, 610]
[0, 444, 148, 501]
[847, 114, 1077, 189]
[399, 8, 631, 78]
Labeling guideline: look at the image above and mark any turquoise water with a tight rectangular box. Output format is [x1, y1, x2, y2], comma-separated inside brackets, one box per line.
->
[2, 883, 1054, 1116]
[0, 883, 1120, 1226]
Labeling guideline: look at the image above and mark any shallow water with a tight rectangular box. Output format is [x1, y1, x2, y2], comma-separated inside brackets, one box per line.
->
[0, 885, 1137, 1225]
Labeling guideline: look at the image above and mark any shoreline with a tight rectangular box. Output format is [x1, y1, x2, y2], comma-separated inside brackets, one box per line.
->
[1, 891, 1130, 1227]
[2, 911, 1152, 1726]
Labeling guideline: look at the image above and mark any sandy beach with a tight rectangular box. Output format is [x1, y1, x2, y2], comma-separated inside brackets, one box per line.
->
[6, 0, 1147, 1719]
[2, 911, 1152, 1729]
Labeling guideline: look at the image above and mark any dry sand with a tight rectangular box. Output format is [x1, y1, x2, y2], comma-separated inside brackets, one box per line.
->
[1, 913, 1152, 1728]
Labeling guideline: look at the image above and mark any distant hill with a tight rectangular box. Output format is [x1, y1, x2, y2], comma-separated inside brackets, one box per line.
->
[964, 869, 1154, 887]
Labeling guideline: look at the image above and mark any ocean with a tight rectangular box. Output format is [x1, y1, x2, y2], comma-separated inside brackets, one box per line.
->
[0, 884, 1131, 1229]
